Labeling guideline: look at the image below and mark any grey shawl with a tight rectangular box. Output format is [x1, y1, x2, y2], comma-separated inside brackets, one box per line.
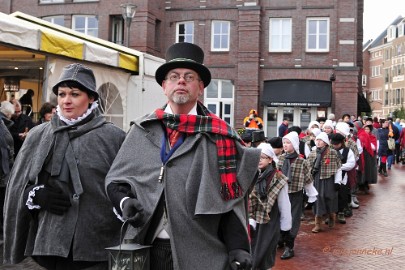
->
[106, 112, 261, 270]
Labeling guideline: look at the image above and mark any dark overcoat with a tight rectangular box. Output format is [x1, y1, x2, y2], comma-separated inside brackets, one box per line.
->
[105, 112, 261, 270]
[3, 112, 125, 264]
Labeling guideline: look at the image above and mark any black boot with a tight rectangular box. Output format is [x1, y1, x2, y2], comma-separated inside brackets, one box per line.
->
[281, 247, 295, 260]
[280, 230, 295, 259]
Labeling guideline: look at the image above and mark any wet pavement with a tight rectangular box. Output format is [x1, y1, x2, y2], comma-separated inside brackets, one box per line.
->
[1, 163, 404, 269]
[274, 162, 405, 270]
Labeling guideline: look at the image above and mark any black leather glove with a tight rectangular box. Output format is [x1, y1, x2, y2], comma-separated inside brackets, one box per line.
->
[32, 185, 71, 215]
[122, 198, 144, 227]
[229, 249, 252, 270]
[334, 183, 341, 191]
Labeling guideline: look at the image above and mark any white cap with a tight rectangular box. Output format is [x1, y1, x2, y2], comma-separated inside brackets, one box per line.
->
[335, 122, 350, 136]
[323, 120, 334, 130]
[311, 128, 322, 137]
[308, 120, 321, 130]
[257, 142, 279, 163]
[316, 132, 330, 145]
[283, 131, 300, 153]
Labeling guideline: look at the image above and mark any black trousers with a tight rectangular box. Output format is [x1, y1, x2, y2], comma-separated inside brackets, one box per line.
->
[338, 183, 349, 212]
[150, 238, 174, 270]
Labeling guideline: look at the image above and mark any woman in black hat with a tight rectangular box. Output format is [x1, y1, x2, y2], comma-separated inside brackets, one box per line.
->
[4, 63, 126, 270]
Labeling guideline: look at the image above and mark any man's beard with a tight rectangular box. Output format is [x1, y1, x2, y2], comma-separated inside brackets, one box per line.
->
[172, 93, 190, 104]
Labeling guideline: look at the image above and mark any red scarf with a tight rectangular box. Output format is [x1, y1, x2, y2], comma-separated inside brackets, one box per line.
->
[155, 102, 243, 200]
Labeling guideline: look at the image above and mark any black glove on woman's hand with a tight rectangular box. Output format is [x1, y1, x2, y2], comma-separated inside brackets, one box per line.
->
[122, 198, 144, 227]
[33, 185, 71, 215]
[228, 249, 252, 270]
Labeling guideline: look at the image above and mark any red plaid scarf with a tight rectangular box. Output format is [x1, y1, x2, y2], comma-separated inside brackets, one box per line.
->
[155, 102, 243, 200]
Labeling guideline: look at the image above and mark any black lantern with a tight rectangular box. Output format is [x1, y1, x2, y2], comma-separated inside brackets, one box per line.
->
[106, 240, 150, 270]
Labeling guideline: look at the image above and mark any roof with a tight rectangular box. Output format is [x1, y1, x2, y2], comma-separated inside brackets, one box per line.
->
[369, 15, 404, 49]
[0, 11, 139, 73]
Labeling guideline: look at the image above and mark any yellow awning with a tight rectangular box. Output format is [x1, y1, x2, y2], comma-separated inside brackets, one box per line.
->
[0, 12, 140, 74]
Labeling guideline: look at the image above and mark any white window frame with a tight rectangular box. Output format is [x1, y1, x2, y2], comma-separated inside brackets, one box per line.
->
[362, 75, 367, 86]
[176, 21, 194, 43]
[306, 17, 330, 52]
[40, 0, 64, 3]
[72, 15, 98, 37]
[111, 16, 124, 45]
[204, 79, 234, 126]
[42, 15, 65, 27]
[269, 18, 292, 52]
[387, 25, 397, 41]
[211, 21, 230, 52]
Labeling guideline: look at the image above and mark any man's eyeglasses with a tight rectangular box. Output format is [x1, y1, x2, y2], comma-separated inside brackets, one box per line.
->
[260, 156, 270, 160]
[166, 73, 200, 83]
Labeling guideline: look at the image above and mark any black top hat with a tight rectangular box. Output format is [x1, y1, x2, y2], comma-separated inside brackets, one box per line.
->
[52, 63, 98, 99]
[267, 137, 283, 148]
[155, 42, 211, 87]
[252, 130, 265, 143]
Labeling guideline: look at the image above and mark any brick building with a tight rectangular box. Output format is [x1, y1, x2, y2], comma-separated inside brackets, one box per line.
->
[362, 16, 405, 118]
[1, 0, 364, 135]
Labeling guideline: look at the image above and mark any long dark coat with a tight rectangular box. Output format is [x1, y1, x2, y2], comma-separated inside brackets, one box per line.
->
[3, 112, 125, 264]
[105, 112, 261, 270]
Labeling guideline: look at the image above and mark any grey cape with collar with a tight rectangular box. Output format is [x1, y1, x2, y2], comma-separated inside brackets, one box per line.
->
[3, 112, 126, 264]
[105, 111, 261, 270]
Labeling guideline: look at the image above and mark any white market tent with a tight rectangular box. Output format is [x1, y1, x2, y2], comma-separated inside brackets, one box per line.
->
[0, 11, 166, 130]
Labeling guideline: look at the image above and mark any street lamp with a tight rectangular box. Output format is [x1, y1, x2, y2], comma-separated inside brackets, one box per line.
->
[121, 3, 137, 47]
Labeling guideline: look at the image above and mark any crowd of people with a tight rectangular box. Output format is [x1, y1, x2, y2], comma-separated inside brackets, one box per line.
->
[0, 41, 405, 270]
[241, 112, 404, 269]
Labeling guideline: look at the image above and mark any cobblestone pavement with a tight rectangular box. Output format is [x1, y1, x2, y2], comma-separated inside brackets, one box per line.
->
[274, 162, 405, 270]
[1, 163, 404, 269]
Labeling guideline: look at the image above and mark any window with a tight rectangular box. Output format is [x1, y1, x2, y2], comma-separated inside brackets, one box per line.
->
[97, 82, 124, 129]
[306, 18, 329, 52]
[387, 25, 397, 41]
[211, 21, 230, 51]
[371, 65, 381, 77]
[40, 0, 64, 3]
[43, 15, 64, 27]
[371, 89, 381, 101]
[176, 21, 194, 43]
[73, 15, 98, 37]
[269, 18, 292, 52]
[384, 91, 389, 106]
[111, 16, 124, 45]
[384, 69, 390, 83]
[204, 79, 234, 125]
[362, 75, 367, 86]
[396, 89, 401, 104]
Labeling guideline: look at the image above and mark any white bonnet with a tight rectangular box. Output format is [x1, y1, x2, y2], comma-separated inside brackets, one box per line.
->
[323, 120, 334, 130]
[283, 131, 299, 153]
[335, 122, 350, 136]
[316, 132, 330, 145]
[257, 142, 279, 163]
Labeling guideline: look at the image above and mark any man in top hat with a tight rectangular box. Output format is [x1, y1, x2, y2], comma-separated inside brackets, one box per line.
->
[106, 42, 260, 270]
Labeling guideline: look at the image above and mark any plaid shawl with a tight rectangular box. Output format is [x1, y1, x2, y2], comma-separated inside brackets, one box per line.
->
[308, 146, 342, 180]
[155, 102, 243, 200]
[249, 171, 288, 224]
[277, 154, 313, 193]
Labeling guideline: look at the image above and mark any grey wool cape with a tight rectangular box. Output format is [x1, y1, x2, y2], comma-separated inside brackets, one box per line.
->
[105, 112, 261, 270]
[3, 111, 126, 264]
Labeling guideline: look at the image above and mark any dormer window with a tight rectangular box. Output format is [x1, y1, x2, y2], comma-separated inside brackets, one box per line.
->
[387, 25, 397, 41]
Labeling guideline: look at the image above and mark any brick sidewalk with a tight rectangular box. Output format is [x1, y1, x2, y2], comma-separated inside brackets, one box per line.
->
[274, 163, 405, 270]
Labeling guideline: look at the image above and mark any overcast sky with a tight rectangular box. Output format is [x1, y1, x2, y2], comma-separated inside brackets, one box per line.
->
[363, 0, 404, 43]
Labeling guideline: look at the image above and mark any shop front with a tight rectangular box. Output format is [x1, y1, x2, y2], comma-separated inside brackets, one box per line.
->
[262, 79, 332, 137]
